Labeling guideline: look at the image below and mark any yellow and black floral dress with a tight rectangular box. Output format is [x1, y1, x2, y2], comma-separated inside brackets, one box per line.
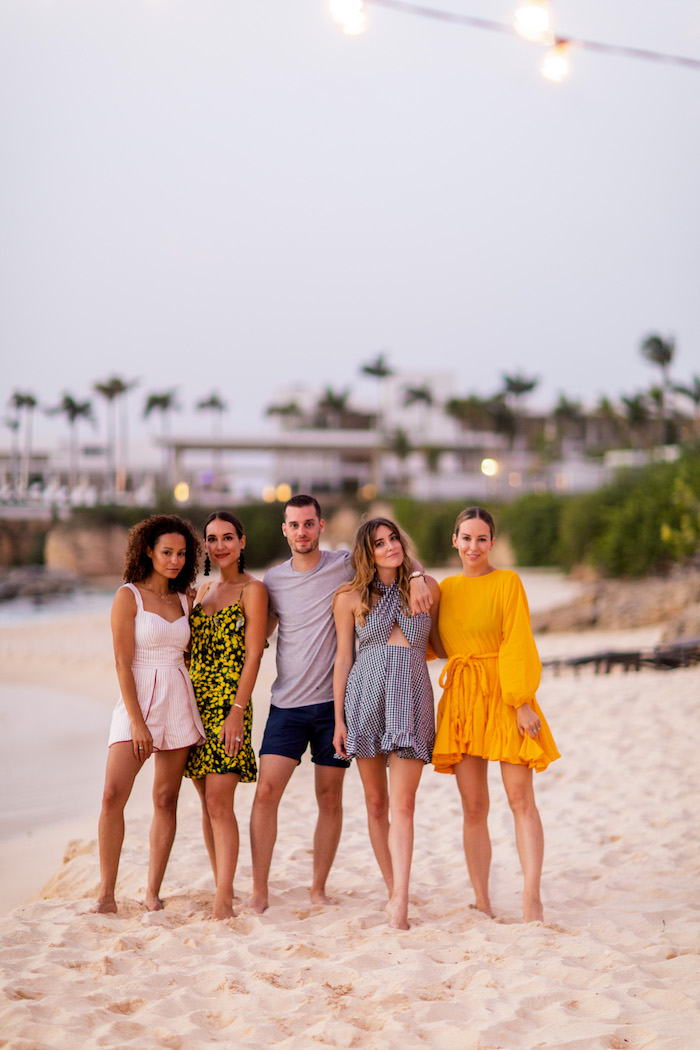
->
[183, 599, 257, 782]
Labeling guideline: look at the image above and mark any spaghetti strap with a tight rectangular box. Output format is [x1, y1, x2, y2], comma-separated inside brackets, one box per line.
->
[194, 582, 214, 610]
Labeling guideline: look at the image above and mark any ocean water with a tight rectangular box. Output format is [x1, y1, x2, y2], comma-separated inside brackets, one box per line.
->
[0, 587, 114, 626]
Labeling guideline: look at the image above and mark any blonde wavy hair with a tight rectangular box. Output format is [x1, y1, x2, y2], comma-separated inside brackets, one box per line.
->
[342, 517, 416, 627]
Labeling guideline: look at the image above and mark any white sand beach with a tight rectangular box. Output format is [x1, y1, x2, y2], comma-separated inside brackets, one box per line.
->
[1, 571, 699, 1049]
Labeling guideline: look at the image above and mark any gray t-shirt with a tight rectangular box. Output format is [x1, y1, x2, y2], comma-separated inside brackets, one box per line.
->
[264, 549, 354, 709]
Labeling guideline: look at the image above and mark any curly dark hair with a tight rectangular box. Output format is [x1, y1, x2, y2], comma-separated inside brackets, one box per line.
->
[123, 515, 201, 591]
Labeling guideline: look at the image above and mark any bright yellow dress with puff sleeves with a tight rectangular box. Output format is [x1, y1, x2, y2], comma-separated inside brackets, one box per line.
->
[433, 570, 560, 775]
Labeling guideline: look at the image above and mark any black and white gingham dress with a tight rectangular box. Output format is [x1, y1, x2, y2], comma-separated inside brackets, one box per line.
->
[343, 579, 435, 764]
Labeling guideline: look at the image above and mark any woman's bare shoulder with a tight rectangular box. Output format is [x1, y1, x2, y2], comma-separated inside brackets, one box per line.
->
[334, 583, 361, 608]
[112, 584, 137, 610]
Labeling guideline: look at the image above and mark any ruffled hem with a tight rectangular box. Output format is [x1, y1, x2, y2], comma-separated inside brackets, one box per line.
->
[432, 690, 560, 775]
[345, 731, 434, 765]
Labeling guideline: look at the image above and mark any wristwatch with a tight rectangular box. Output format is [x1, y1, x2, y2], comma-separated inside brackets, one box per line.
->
[409, 571, 425, 580]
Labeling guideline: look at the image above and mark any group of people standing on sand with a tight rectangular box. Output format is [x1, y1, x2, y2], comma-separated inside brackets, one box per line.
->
[93, 495, 560, 928]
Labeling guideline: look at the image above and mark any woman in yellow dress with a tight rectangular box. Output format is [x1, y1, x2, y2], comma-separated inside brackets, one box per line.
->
[432, 507, 559, 922]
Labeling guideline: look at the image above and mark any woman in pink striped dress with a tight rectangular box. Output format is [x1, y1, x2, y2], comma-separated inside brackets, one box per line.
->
[93, 515, 205, 914]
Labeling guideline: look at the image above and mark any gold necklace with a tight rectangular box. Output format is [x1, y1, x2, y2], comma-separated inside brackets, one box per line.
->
[141, 585, 177, 601]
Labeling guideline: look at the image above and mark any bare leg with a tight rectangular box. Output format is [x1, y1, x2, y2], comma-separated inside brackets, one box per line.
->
[356, 756, 393, 897]
[200, 772, 241, 919]
[192, 777, 217, 882]
[146, 747, 190, 910]
[454, 755, 493, 917]
[249, 754, 297, 913]
[385, 755, 423, 930]
[92, 743, 142, 913]
[310, 764, 346, 904]
[501, 762, 544, 922]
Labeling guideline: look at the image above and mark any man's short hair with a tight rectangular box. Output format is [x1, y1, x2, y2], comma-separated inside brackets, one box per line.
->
[283, 494, 322, 520]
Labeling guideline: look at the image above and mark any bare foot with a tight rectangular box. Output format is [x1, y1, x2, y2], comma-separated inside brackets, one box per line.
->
[251, 891, 269, 914]
[309, 888, 331, 905]
[386, 898, 409, 931]
[523, 897, 543, 923]
[145, 893, 164, 912]
[471, 896, 494, 918]
[91, 897, 118, 914]
[212, 897, 235, 921]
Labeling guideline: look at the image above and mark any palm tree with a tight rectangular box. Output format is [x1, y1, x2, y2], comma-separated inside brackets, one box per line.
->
[502, 372, 539, 404]
[48, 394, 94, 488]
[552, 394, 584, 446]
[389, 427, 412, 494]
[315, 387, 351, 428]
[621, 393, 651, 448]
[444, 394, 495, 432]
[196, 392, 228, 489]
[361, 352, 394, 431]
[9, 391, 38, 498]
[590, 396, 624, 449]
[674, 375, 700, 436]
[144, 390, 180, 431]
[94, 375, 138, 497]
[640, 334, 675, 443]
[501, 372, 538, 448]
[196, 392, 228, 433]
[403, 384, 433, 409]
[403, 384, 433, 437]
[265, 400, 305, 429]
[3, 415, 20, 499]
[488, 395, 518, 448]
[144, 390, 180, 478]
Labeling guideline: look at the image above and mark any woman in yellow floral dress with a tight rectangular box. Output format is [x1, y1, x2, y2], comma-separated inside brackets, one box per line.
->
[432, 507, 559, 923]
[184, 511, 268, 919]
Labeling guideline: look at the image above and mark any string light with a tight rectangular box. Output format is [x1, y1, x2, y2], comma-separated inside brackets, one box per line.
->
[541, 41, 570, 82]
[514, 1, 552, 45]
[330, 0, 367, 36]
[340, 0, 700, 77]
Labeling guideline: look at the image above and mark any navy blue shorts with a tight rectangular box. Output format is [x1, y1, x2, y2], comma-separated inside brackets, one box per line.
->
[259, 701, 350, 768]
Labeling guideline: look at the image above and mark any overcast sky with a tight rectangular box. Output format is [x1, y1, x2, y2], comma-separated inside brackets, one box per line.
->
[2, 0, 699, 457]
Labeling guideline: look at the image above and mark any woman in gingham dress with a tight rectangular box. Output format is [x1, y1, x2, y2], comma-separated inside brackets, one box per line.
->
[333, 517, 440, 929]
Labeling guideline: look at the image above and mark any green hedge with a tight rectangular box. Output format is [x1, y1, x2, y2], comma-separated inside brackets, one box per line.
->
[71, 503, 289, 569]
[499, 452, 700, 576]
[58, 452, 700, 578]
[498, 493, 564, 567]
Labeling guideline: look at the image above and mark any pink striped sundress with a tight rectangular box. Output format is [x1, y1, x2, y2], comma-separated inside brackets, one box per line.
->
[108, 583, 205, 751]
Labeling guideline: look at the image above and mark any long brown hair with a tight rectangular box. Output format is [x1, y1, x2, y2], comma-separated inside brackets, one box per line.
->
[344, 517, 416, 626]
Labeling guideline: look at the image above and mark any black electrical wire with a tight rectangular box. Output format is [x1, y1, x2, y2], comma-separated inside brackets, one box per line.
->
[363, 0, 700, 71]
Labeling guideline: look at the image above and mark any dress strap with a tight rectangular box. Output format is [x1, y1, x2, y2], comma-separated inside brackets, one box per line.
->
[177, 591, 189, 615]
[124, 582, 143, 609]
[194, 582, 213, 610]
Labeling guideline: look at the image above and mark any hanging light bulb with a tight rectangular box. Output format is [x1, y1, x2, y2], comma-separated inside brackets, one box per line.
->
[329, 0, 367, 36]
[514, 1, 552, 44]
[541, 42, 570, 82]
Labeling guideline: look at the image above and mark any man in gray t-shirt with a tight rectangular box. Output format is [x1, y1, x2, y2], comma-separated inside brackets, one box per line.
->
[250, 495, 352, 913]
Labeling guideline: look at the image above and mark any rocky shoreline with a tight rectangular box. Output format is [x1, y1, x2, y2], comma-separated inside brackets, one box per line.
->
[531, 567, 700, 642]
[0, 566, 85, 603]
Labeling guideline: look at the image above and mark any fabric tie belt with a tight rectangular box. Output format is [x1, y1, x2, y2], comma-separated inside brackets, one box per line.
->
[438, 651, 499, 700]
